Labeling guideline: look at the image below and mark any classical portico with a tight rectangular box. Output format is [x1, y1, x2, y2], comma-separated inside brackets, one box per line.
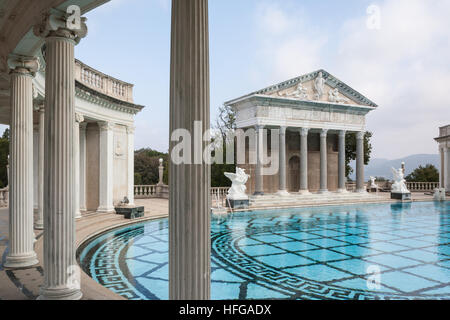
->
[226, 70, 377, 196]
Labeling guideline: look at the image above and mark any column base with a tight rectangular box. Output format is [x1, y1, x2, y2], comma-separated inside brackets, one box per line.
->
[319, 189, 329, 194]
[253, 192, 264, 196]
[299, 190, 311, 195]
[276, 190, 290, 196]
[75, 212, 82, 219]
[96, 206, 115, 214]
[337, 189, 348, 194]
[38, 287, 83, 300]
[355, 189, 367, 194]
[34, 220, 44, 230]
[4, 252, 39, 269]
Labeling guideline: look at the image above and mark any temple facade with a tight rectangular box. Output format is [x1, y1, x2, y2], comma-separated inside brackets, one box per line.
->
[435, 125, 450, 190]
[225, 70, 378, 196]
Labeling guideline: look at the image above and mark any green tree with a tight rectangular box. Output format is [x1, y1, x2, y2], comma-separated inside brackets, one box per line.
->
[345, 132, 373, 179]
[0, 128, 10, 188]
[134, 148, 168, 185]
[405, 164, 439, 182]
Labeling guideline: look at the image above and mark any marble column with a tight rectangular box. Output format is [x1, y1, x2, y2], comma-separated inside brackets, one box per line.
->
[356, 131, 366, 193]
[79, 123, 87, 212]
[254, 125, 264, 195]
[34, 12, 87, 300]
[277, 126, 288, 195]
[34, 105, 45, 229]
[319, 129, 329, 193]
[74, 113, 84, 219]
[127, 126, 135, 205]
[444, 147, 450, 190]
[338, 130, 347, 193]
[98, 121, 114, 213]
[4, 56, 39, 268]
[300, 128, 310, 194]
[169, 0, 211, 300]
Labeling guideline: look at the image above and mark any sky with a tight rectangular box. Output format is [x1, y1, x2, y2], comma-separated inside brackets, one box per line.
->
[3, 0, 449, 159]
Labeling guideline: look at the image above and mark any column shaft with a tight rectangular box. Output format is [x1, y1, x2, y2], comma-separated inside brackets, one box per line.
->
[338, 131, 347, 192]
[445, 147, 450, 190]
[169, 0, 211, 300]
[319, 129, 328, 193]
[79, 123, 87, 212]
[97, 122, 114, 213]
[277, 127, 287, 194]
[74, 114, 83, 219]
[35, 107, 45, 229]
[127, 126, 135, 205]
[254, 125, 264, 195]
[5, 59, 39, 268]
[39, 35, 82, 300]
[356, 131, 366, 193]
[300, 128, 309, 194]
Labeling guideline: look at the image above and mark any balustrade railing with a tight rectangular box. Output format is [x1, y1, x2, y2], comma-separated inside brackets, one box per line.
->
[134, 185, 169, 199]
[75, 59, 134, 103]
[0, 187, 8, 207]
[406, 182, 440, 192]
[211, 187, 230, 207]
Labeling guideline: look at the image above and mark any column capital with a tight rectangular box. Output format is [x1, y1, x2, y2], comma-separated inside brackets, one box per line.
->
[7, 55, 40, 76]
[300, 127, 309, 137]
[279, 126, 287, 135]
[99, 121, 114, 131]
[33, 101, 45, 113]
[80, 122, 88, 131]
[356, 131, 365, 140]
[33, 10, 88, 44]
[320, 129, 329, 138]
[75, 113, 84, 124]
[254, 124, 264, 131]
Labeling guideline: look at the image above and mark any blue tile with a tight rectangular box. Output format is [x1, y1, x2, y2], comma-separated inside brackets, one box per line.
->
[240, 244, 285, 257]
[388, 238, 430, 248]
[403, 264, 450, 283]
[286, 264, 350, 282]
[362, 242, 408, 252]
[332, 277, 398, 294]
[272, 241, 319, 252]
[328, 258, 389, 275]
[378, 271, 439, 293]
[245, 283, 290, 299]
[330, 245, 382, 258]
[396, 249, 439, 263]
[298, 249, 351, 262]
[304, 238, 348, 248]
[251, 234, 293, 243]
[256, 253, 314, 268]
[283, 232, 322, 241]
[365, 254, 421, 269]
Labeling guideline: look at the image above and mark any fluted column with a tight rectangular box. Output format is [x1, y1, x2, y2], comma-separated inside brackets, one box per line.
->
[319, 129, 329, 193]
[74, 113, 83, 219]
[4, 56, 39, 268]
[444, 147, 450, 190]
[356, 131, 366, 193]
[34, 11, 87, 300]
[98, 122, 114, 213]
[277, 126, 288, 195]
[338, 130, 347, 193]
[127, 126, 135, 205]
[79, 123, 87, 212]
[300, 128, 310, 194]
[254, 125, 264, 195]
[169, 0, 211, 300]
[34, 105, 45, 229]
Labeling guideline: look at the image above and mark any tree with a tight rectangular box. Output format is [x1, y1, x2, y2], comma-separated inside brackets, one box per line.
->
[405, 164, 439, 182]
[214, 104, 236, 140]
[0, 128, 10, 188]
[345, 131, 373, 179]
[134, 148, 168, 185]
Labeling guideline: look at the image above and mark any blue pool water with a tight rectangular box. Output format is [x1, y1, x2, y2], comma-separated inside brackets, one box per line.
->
[78, 201, 450, 300]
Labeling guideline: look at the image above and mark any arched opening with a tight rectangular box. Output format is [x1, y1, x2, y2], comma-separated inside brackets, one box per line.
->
[288, 156, 300, 192]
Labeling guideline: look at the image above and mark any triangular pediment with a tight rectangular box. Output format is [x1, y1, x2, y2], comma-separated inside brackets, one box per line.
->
[252, 70, 377, 107]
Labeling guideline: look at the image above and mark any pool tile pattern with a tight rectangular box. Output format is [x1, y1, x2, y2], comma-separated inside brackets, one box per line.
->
[79, 201, 450, 300]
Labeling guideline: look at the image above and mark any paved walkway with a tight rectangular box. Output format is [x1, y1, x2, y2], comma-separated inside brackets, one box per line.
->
[0, 194, 437, 300]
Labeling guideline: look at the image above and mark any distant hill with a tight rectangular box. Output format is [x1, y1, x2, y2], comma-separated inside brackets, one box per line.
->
[350, 154, 440, 180]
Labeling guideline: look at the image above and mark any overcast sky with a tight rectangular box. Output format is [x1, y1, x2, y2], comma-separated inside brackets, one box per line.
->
[3, 0, 448, 160]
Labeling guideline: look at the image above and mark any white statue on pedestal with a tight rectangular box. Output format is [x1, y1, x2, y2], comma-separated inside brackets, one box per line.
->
[369, 176, 378, 189]
[224, 168, 250, 200]
[391, 167, 410, 193]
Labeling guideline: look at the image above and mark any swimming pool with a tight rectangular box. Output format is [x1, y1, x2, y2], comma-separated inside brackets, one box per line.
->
[78, 201, 450, 300]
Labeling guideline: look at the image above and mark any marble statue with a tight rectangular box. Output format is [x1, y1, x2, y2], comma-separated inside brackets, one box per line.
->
[370, 176, 378, 189]
[434, 188, 446, 201]
[288, 83, 309, 99]
[314, 71, 325, 100]
[224, 167, 250, 200]
[328, 88, 348, 104]
[391, 167, 410, 193]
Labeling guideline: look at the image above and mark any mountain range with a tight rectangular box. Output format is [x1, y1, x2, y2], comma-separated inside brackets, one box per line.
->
[350, 154, 440, 180]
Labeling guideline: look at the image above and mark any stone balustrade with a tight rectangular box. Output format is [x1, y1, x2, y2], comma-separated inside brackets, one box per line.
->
[211, 187, 230, 207]
[75, 59, 134, 103]
[0, 187, 8, 207]
[134, 185, 169, 199]
[406, 182, 440, 192]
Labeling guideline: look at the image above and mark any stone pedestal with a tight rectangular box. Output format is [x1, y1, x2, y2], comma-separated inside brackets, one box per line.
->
[391, 192, 412, 201]
[226, 198, 249, 210]
[4, 56, 39, 268]
[169, 0, 211, 300]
